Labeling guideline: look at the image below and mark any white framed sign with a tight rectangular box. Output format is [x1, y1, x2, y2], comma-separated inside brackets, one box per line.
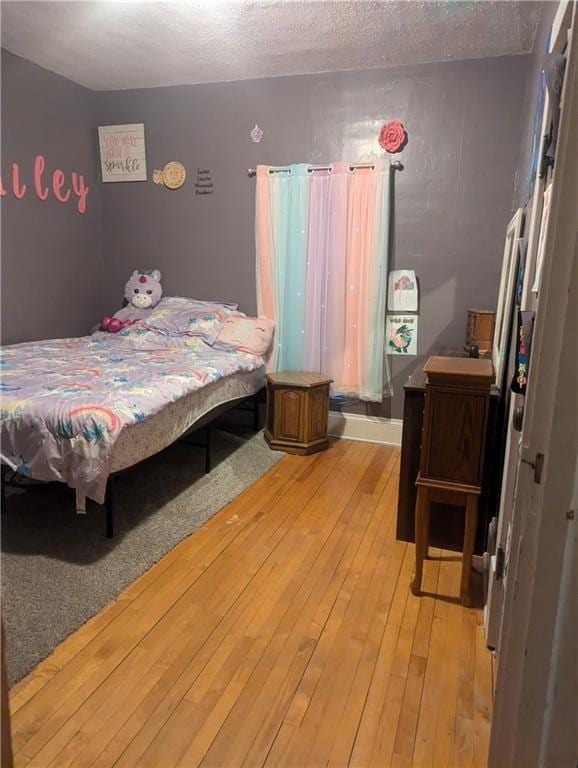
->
[98, 123, 147, 182]
[493, 208, 524, 390]
[388, 269, 418, 311]
[531, 182, 552, 294]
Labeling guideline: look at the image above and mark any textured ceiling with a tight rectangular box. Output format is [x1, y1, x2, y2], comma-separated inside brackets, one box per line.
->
[1, 0, 542, 91]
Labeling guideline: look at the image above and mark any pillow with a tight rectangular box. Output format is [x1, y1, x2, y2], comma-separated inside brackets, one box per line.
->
[110, 325, 209, 350]
[142, 305, 230, 344]
[215, 314, 275, 356]
[158, 296, 239, 311]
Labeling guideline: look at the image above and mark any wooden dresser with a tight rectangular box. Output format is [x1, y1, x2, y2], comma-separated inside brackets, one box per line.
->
[397, 354, 502, 555]
[411, 356, 494, 604]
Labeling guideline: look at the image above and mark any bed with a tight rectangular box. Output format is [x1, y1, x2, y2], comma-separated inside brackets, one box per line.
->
[0, 313, 267, 536]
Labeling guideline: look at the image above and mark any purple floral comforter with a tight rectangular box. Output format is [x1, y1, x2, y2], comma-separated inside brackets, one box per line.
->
[0, 332, 264, 503]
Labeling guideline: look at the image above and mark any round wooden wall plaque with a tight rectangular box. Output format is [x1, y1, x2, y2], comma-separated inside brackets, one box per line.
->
[162, 161, 186, 189]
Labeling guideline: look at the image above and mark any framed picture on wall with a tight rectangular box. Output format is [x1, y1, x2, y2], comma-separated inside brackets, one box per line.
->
[493, 208, 524, 390]
[386, 314, 418, 355]
[531, 182, 553, 294]
[98, 123, 147, 182]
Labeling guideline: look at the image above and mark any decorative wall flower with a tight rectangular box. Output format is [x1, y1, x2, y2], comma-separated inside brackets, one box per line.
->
[379, 120, 407, 153]
[250, 124, 264, 143]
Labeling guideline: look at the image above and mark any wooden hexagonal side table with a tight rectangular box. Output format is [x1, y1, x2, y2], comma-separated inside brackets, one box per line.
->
[264, 371, 334, 455]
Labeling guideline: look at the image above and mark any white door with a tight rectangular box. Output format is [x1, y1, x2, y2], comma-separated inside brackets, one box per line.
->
[488, 4, 577, 765]
[484, 0, 574, 654]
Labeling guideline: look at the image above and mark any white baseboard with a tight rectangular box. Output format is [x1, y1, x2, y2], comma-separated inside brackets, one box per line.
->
[328, 412, 403, 446]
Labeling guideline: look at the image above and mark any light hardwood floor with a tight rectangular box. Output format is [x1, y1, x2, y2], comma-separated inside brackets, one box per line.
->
[8, 440, 493, 767]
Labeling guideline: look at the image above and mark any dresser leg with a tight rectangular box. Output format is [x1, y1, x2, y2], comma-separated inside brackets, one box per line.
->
[410, 486, 429, 596]
[460, 494, 479, 606]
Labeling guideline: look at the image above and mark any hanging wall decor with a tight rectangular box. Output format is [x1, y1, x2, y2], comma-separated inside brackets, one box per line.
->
[152, 161, 187, 189]
[162, 161, 186, 189]
[250, 124, 264, 143]
[386, 315, 418, 355]
[515, 238, 527, 306]
[98, 123, 147, 182]
[531, 182, 552, 293]
[493, 209, 524, 390]
[195, 167, 214, 196]
[379, 120, 407, 153]
[543, 52, 566, 164]
[510, 310, 535, 395]
[388, 269, 418, 311]
[526, 72, 546, 201]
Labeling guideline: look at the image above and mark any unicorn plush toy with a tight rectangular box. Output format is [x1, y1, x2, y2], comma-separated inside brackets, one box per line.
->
[100, 269, 163, 333]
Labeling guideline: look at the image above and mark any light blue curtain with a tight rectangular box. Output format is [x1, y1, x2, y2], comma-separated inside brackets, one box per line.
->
[274, 164, 309, 370]
[365, 164, 393, 400]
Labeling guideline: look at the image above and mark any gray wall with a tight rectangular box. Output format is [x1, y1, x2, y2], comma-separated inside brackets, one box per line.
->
[1, 49, 103, 345]
[1, 50, 531, 418]
[96, 54, 531, 417]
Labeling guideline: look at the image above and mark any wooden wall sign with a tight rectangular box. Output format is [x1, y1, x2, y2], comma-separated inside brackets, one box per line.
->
[153, 161, 187, 189]
[98, 123, 147, 183]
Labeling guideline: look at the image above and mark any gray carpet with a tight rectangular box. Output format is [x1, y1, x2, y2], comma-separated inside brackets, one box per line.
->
[1, 423, 282, 685]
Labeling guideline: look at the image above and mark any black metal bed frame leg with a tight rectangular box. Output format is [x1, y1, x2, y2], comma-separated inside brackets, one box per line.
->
[105, 478, 114, 538]
[204, 423, 211, 474]
[253, 392, 260, 432]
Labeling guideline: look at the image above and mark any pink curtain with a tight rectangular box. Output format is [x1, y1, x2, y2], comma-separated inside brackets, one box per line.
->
[255, 166, 277, 368]
[303, 164, 348, 375]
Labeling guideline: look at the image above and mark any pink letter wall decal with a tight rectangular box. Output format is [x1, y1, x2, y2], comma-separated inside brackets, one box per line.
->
[52, 169, 71, 203]
[0, 157, 89, 213]
[71, 173, 89, 215]
[33, 155, 49, 200]
[11, 163, 27, 199]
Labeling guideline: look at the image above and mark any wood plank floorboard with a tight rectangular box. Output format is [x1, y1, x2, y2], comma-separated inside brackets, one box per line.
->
[9, 440, 493, 767]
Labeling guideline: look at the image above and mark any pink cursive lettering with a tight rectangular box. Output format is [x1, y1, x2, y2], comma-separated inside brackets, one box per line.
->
[71, 172, 89, 215]
[0, 156, 89, 213]
[33, 155, 49, 200]
[52, 169, 71, 203]
[11, 162, 27, 199]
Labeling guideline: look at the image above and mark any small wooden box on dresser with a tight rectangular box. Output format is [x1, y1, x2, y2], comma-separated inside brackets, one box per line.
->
[264, 371, 333, 455]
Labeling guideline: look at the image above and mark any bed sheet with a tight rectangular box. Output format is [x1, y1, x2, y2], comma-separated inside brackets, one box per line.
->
[0, 333, 264, 503]
[110, 367, 264, 472]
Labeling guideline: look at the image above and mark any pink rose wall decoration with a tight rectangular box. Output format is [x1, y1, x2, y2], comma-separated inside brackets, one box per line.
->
[379, 120, 407, 154]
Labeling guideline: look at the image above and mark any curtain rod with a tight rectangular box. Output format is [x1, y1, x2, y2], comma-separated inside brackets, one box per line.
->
[247, 160, 404, 177]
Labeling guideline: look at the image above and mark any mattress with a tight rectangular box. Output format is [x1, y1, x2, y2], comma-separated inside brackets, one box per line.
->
[0, 332, 265, 503]
[110, 367, 264, 472]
